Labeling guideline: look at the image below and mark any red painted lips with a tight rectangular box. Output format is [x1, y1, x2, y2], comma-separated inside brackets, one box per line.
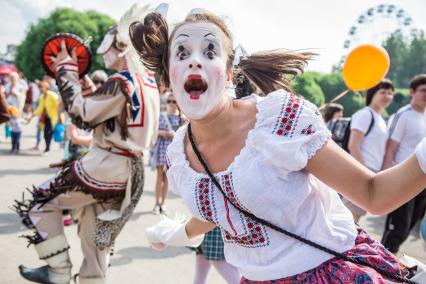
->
[184, 74, 208, 100]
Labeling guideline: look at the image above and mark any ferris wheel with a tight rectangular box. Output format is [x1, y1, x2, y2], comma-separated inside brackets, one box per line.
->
[338, 4, 419, 67]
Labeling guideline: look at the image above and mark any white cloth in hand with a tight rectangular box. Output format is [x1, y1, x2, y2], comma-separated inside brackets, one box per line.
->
[145, 213, 204, 250]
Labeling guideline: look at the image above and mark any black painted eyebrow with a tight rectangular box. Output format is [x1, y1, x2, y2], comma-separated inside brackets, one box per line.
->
[204, 33, 216, 38]
[176, 34, 190, 39]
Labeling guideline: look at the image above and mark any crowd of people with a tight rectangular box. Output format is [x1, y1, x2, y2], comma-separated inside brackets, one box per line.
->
[1, 3, 425, 284]
[324, 75, 426, 256]
[0, 70, 107, 155]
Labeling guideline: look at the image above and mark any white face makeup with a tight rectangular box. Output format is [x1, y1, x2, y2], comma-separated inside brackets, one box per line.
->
[169, 22, 229, 120]
[102, 47, 120, 69]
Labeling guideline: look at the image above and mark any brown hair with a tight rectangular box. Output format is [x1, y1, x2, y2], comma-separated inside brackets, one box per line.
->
[130, 11, 315, 94]
[323, 103, 344, 123]
[365, 78, 394, 106]
[409, 74, 426, 91]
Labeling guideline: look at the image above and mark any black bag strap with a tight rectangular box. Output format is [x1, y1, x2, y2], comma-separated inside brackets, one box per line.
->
[187, 124, 414, 284]
[365, 109, 375, 137]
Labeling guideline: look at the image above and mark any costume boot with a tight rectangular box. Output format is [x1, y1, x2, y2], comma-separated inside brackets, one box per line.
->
[19, 234, 72, 284]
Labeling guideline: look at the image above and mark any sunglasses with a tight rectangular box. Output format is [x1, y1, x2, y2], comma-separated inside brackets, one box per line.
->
[167, 100, 177, 104]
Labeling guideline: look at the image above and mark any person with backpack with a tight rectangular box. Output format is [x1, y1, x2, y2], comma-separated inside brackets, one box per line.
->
[381, 74, 426, 254]
[345, 79, 394, 222]
[323, 103, 344, 131]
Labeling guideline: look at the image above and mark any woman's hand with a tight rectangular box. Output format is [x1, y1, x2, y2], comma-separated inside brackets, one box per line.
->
[25, 115, 33, 125]
[145, 215, 213, 249]
[158, 130, 175, 139]
[151, 242, 167, 251]
[166, 131, 175, 139]
[50, 41, 78, 69]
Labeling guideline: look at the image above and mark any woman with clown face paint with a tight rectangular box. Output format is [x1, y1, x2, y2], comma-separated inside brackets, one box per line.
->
[14, 4, 161, 284]
[132, 11, 426, 284]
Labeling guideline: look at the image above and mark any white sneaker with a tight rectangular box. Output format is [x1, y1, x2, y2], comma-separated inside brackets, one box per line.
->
[160, 205, 168, 216]
[152, 205, 161, 215]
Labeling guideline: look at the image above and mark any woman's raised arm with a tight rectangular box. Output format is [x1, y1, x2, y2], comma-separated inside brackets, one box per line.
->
[306, 139, 426, 215]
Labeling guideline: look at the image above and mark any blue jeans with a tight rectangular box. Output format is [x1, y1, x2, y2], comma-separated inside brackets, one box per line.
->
[44, 117, 53, 152]
[11, 131, 21, 151]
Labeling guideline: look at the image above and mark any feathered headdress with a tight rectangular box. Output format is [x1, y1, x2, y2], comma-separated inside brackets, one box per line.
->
[97, 3, 168, 75]
[118, 3, 168, 78]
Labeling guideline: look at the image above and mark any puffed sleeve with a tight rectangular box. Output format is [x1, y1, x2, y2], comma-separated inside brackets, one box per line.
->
[163, 125, 189, 196]
[253, 90, 331, 172]
[55, 57, 132, 129]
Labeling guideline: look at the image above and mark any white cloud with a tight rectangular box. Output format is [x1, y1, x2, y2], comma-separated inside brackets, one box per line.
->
[1, 0, 425, 72]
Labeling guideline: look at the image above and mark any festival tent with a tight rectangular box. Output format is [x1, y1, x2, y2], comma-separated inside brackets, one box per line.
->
[0, 65, 18, 75]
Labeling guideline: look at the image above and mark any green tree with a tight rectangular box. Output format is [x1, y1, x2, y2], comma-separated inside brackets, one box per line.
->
[315, 72, 363, 116]
[15, 8, 115, 81]
[383, 31, 426, 88]
[383, 32, 408, 87]
[403, 33, 426, 85]
[292, 72, 325, 107]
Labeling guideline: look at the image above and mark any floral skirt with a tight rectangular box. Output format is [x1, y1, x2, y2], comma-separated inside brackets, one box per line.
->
[241, 228, 408, 284]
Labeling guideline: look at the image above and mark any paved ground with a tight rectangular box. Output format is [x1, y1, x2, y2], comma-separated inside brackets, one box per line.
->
[0, 121, 424, 284]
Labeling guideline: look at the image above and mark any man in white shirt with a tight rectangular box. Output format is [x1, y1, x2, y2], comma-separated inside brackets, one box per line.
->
[381, 74, 426, 253]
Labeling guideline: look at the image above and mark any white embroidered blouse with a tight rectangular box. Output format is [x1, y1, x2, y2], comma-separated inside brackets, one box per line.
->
[166, 90, 357, 280]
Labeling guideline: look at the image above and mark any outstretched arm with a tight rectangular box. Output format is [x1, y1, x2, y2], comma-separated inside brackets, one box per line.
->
[52, 41, 130, 129]
[306, 139, 426, 215]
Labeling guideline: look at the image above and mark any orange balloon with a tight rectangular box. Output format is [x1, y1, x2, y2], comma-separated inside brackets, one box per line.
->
[342, 44, 390, 91]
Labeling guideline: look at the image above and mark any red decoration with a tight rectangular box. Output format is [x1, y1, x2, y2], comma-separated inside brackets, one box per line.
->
[41, 33, 91, 78]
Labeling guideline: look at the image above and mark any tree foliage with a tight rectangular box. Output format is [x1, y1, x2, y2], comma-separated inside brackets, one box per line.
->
[292, 71, 363, 116]
[15, 8, 115, 81]
[384, 32, 426, 87]
[292, 72, 325, 107]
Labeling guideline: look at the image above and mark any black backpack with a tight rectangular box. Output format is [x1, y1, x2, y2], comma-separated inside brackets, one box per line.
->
[330, 109, 375, 152]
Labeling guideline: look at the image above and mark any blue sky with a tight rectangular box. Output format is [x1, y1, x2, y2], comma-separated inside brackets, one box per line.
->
[1, 0, 425, 72]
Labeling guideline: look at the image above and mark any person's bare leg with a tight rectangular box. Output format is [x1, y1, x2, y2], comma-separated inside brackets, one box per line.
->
[160, 168, 168, 206]
[154, 166, 164, 206]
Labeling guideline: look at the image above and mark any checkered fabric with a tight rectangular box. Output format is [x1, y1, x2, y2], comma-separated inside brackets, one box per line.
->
[199, 227, 226, 261]
[154, 114, 182, 166]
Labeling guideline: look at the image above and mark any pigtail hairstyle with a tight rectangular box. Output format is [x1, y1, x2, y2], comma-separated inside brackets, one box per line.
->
[129, 12, 170, 86]
[130, 10, 315, 96]
[236, 50, 316, 95]
[233, 67, 258, 98]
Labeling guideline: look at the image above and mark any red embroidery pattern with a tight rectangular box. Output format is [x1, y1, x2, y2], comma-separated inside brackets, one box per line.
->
[301, 124, 315, 136]
[273, 94, 305, 137]
[195, 178, 216, 223]
[195, 174, 269, 248]
[220, 174, 269, 248]
[222, 174, 248, 211]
